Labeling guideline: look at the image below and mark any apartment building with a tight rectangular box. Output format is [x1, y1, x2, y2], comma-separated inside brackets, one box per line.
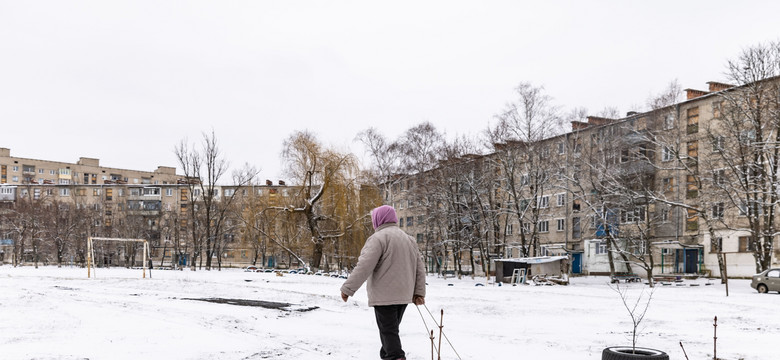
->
[392, 79, 780, 279]
[0, 148, 303, 269]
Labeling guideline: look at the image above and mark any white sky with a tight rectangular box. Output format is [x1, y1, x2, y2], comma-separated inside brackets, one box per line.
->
[2, 1, 779, 182]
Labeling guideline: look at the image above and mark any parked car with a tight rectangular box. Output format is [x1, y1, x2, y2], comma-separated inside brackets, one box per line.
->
[751, 268, 780, 293]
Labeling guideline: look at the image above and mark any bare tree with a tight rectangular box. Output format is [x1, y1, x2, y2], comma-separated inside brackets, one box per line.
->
[175, 130, 257, 270]
[703, 41, 780, 273]
[487, 82, 564, 257]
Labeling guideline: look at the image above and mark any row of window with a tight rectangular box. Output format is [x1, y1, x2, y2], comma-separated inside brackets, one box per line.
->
[505, 219, 567, 235]
[398, 216, 424, 228]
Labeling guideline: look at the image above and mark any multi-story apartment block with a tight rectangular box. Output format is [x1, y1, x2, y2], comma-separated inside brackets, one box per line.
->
[392, 79, 780, 280]
[0, 148, 305, 269]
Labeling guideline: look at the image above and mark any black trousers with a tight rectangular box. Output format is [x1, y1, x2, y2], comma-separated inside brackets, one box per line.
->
[374, 304, 408, 360]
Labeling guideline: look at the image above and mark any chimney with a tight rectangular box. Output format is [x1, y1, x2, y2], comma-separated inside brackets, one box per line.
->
[265, 180, 272, 186]
[571, 121, 590, 131]
[684, 88, 709, 100]
[278, 180, 286, 186]
[707, 81, 734, 92]
[0, 148, 9, 157]
[626, 111, 638, 117]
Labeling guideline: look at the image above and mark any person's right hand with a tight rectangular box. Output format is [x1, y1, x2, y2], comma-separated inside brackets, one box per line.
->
[413, 295, 425, 305]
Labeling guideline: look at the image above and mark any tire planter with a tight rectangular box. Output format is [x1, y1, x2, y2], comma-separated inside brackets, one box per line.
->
[602, 346, 669, 360]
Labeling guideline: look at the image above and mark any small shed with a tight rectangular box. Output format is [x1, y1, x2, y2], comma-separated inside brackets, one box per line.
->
[494, 256, 569, 283]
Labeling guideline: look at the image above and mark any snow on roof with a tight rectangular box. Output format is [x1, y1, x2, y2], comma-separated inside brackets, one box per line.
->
[494, 255, 568, 264]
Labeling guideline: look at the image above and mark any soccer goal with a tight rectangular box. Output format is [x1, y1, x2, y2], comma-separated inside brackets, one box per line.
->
[86, 237, 150, 278]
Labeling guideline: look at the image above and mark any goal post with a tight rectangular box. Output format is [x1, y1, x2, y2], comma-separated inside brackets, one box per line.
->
[87, 237, 149, 278]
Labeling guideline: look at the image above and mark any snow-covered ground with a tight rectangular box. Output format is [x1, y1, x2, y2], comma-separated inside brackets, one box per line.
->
[0, 266, 776, 360]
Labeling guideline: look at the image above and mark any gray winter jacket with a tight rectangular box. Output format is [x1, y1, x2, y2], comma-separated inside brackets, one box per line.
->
[340, 223, 426, 306]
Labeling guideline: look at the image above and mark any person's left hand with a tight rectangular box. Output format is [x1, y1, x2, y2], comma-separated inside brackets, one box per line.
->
[341, 292, 349, 302]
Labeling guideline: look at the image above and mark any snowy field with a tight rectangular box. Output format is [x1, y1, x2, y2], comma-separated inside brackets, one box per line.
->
[0, 266, 776, 360]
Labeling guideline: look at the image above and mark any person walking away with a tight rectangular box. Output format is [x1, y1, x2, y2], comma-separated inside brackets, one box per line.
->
[341, 205, 426, 360]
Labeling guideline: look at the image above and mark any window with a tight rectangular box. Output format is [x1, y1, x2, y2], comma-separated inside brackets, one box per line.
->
[739, 200, 763, 217]
[558, 142, 565, 154]
[766, 269, 780, 278]
[193, 189, 201, 197]
[713, 169, 726, 186]
[93, 188, 101, 196]
[686, 209, 698, 232]
[506, 223, 513, 236]
[686, 107, 699, 134]
[105, 188, 113, 201]
[515, 199, 527, 212]
[572, 217, 581, 238]
[687, 175, 698, 198]
[595, 241, 607, 255]
[538, 220, 549, 233]
[0, 187, 12, 195]
[740, 130, 756, 145]
[710, 237, 722, 253]
[521, 174, 529, 186]
[38, 168, 44, 174]
[661, 207, 669, 222]
[12, 176, 18, 182]
[33, 188, 40, 200]
[166, 188, 173, 196]
[621, 207, 645, 223]
[662, 146, 674, 162]
[712, 202, 724, 218]
[399, 200, 404, 209]
[738, 236, 755, 252]
[399, 217, 404, 227]
[224, 189, 235, 197]
[556, 193, 565, 207]
[12, 166, 18, 172]
[540, 195, 549, 208]
[621, 149, 630, 163]
[687, 141, 698, 161]
[60, 188, 70, 196]
[664, 114, 675, 130]
[556, 218, 565, 232]
[143, 187, 160, 196]
[662, 177, 675, 192]
[406, 216, 413, 227]
[521, 222, 530, 233]
[573, 199, 581, 212]
[417, 216, 423, 226]
[416, 234, 423, 243]
[712, 136, 725, 152]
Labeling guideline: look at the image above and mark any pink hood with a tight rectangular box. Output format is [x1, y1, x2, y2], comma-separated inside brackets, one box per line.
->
[371, 205, 398, 230]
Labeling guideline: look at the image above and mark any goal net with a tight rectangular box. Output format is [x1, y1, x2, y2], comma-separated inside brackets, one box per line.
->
[86, 237, 150, 278]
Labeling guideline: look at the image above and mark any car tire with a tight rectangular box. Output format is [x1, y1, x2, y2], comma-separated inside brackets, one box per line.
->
[602, 346, 668, 360]
[757, 284, 768, 293]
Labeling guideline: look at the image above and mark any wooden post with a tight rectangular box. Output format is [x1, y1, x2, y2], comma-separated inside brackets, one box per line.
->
[142, 241, 147, 279]
[429, 330, 435, 360]
[713, 316, 718, 360]
[723, 254, 728, 297]
[437, 309, 444, 360]
[87, 237, 92, 278]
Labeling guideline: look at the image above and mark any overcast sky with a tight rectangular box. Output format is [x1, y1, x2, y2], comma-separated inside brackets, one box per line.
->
[2, 1, 779, 182]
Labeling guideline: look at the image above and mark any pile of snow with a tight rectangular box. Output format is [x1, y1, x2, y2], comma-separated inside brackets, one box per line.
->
[0, 266, 776, 359]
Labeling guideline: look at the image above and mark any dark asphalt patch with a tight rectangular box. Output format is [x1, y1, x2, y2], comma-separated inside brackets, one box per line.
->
[182, 298, 319, 312]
